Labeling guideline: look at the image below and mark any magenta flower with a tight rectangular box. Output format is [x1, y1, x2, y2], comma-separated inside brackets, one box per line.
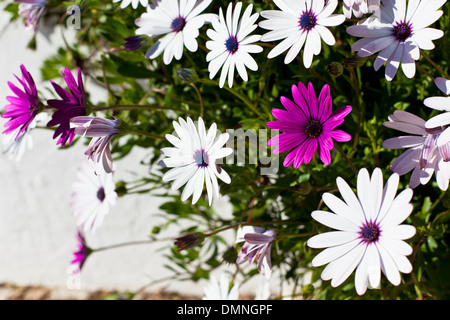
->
[236, 226, 276, 279]
[70, 116, 127, 173]
[47, 68, 87, 148]
[267, 82, 352, 168]
[71, 231, 92, 271]
[16, 0, 48, 31]
[2, 64, 42, 140]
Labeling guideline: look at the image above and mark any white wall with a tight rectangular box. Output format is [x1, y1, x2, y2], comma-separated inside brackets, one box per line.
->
[0, 5, 274, 298]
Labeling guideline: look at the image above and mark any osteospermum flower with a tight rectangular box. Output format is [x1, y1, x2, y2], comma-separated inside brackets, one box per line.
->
[205, 2, 263, 88]
[70, 231, 92, 271]
[2, 64, 43, 140]
[236, 226, 276, 280]
[113, 0, 148, 9]
[346, 0, 446, 81]
[72, 161, 118, 233]
[135, 0, 215, 65]
[267, 82, 352, 168]
[424, 77, 450, 147]
[343, 0, 380, 19]
[203, 274, 239, 300]
[307, 168, 416, 295]
[159, 117, 233, 205]
[2, 112, 48, 161]
[71, 116, 128, 174]
[258, 0, 345, 67]
[47, 68, 87, 148]
[383, 110, 450, 191]
[16, 0, 47, 31]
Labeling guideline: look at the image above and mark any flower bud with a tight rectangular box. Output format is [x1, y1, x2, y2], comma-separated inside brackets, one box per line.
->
[326, 62, 344, 77]
[174, 232, 205, 251]
[176, 68, 199, 83]
[342, 56, 367, 69]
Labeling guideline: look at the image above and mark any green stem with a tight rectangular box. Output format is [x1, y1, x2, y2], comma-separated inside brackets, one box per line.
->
[92, 239, 157, 253]
[421, 50, 449, 79]
[334, 144, 358, 175]
[91, 104, 192, 114]
[130, 128, 167, 141]
[204, 220, 299, 237]
[190, 82, 204, 117]
[196, 78, 266, 120]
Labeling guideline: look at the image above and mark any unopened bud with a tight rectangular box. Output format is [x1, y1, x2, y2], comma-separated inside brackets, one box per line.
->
[222, 246, 238, 265]
[326, 62, 344, 77]
[342, 56, 367, 69]
[176, 68, 198, 83]
[174, 232, 205, 251]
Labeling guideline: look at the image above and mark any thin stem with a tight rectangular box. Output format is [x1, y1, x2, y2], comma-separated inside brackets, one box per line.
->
[92, 239, 157, 253]
[421, 50, 449, 79]
[204, 220, 299, 237]
[91, 104, 193, 114]
[349, 68, 362, 153]
[334, 143, 358, 175]
[196, 78, 266, 120]
[130, 128, 167, 141]
[190, 82, 204, 117]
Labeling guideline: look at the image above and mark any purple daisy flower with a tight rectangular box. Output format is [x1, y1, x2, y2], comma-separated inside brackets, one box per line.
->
[71, 231, 92, 271]
[46, 68, 87, 148]
[16, 0, 48, 31]
[70, 116, 128, 174]
[236, 226, 275, 279]
[267, 82, 352, 168]
[2, 64, 42, 140]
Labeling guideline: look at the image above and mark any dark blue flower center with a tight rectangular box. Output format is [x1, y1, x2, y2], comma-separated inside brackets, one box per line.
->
[97, 187, 106, 202]
[171, 16, 186, 33]
[305, 119, 323, 138]
[393, 21, 412, 42]
[225, 36, 239, 54]
[194, 150, 209, 168]
[360, 223, 380, 243]
[299, 11, 317, 31]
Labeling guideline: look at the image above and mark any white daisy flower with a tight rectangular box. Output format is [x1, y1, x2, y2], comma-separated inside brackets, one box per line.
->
[159, 117, 233, 205]
[72, 161, 118, 234]
[202, 274, 239, 300]
[205, 2, 263, 88]
[343, 0, 380, 19]
[382, 110, 450, 191]
[307, 167, 416, 296]
[258, 0, 345, 68]
[346, 0, 446, 81]
[424, 77, 450, 147]
[135, 0, 215, 65]
[113, 0, 148, 9]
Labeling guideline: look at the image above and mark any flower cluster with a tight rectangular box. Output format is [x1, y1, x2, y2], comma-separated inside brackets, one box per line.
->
[2, 0, 450, 300]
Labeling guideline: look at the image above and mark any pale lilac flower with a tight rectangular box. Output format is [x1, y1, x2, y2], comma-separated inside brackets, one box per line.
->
[203, 274, 239, 300]
[2, 64, 42, 140]
[236, 226, 275, 280]
[71, 116, 127, 174]
[267, 82, 352, 168]
[160, 117, 233, 205]
[346, 0, 446, 81]
[258, 0, 345, 67]
[72, 161, 118, 233]
[135, 0, 215, 65]
[383, 110, 450, 191]
[47, 68, 87, 148]
[307, 168, 416, 295]
[70, 230, 92, 271]
[2, 112, 49, 161]
[113, 0, 148, 9]
[206, 2, 263, 88]
[343, 0, 380, 19]
[16, 0, 47, 31]
[424, 77, 450, 147]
